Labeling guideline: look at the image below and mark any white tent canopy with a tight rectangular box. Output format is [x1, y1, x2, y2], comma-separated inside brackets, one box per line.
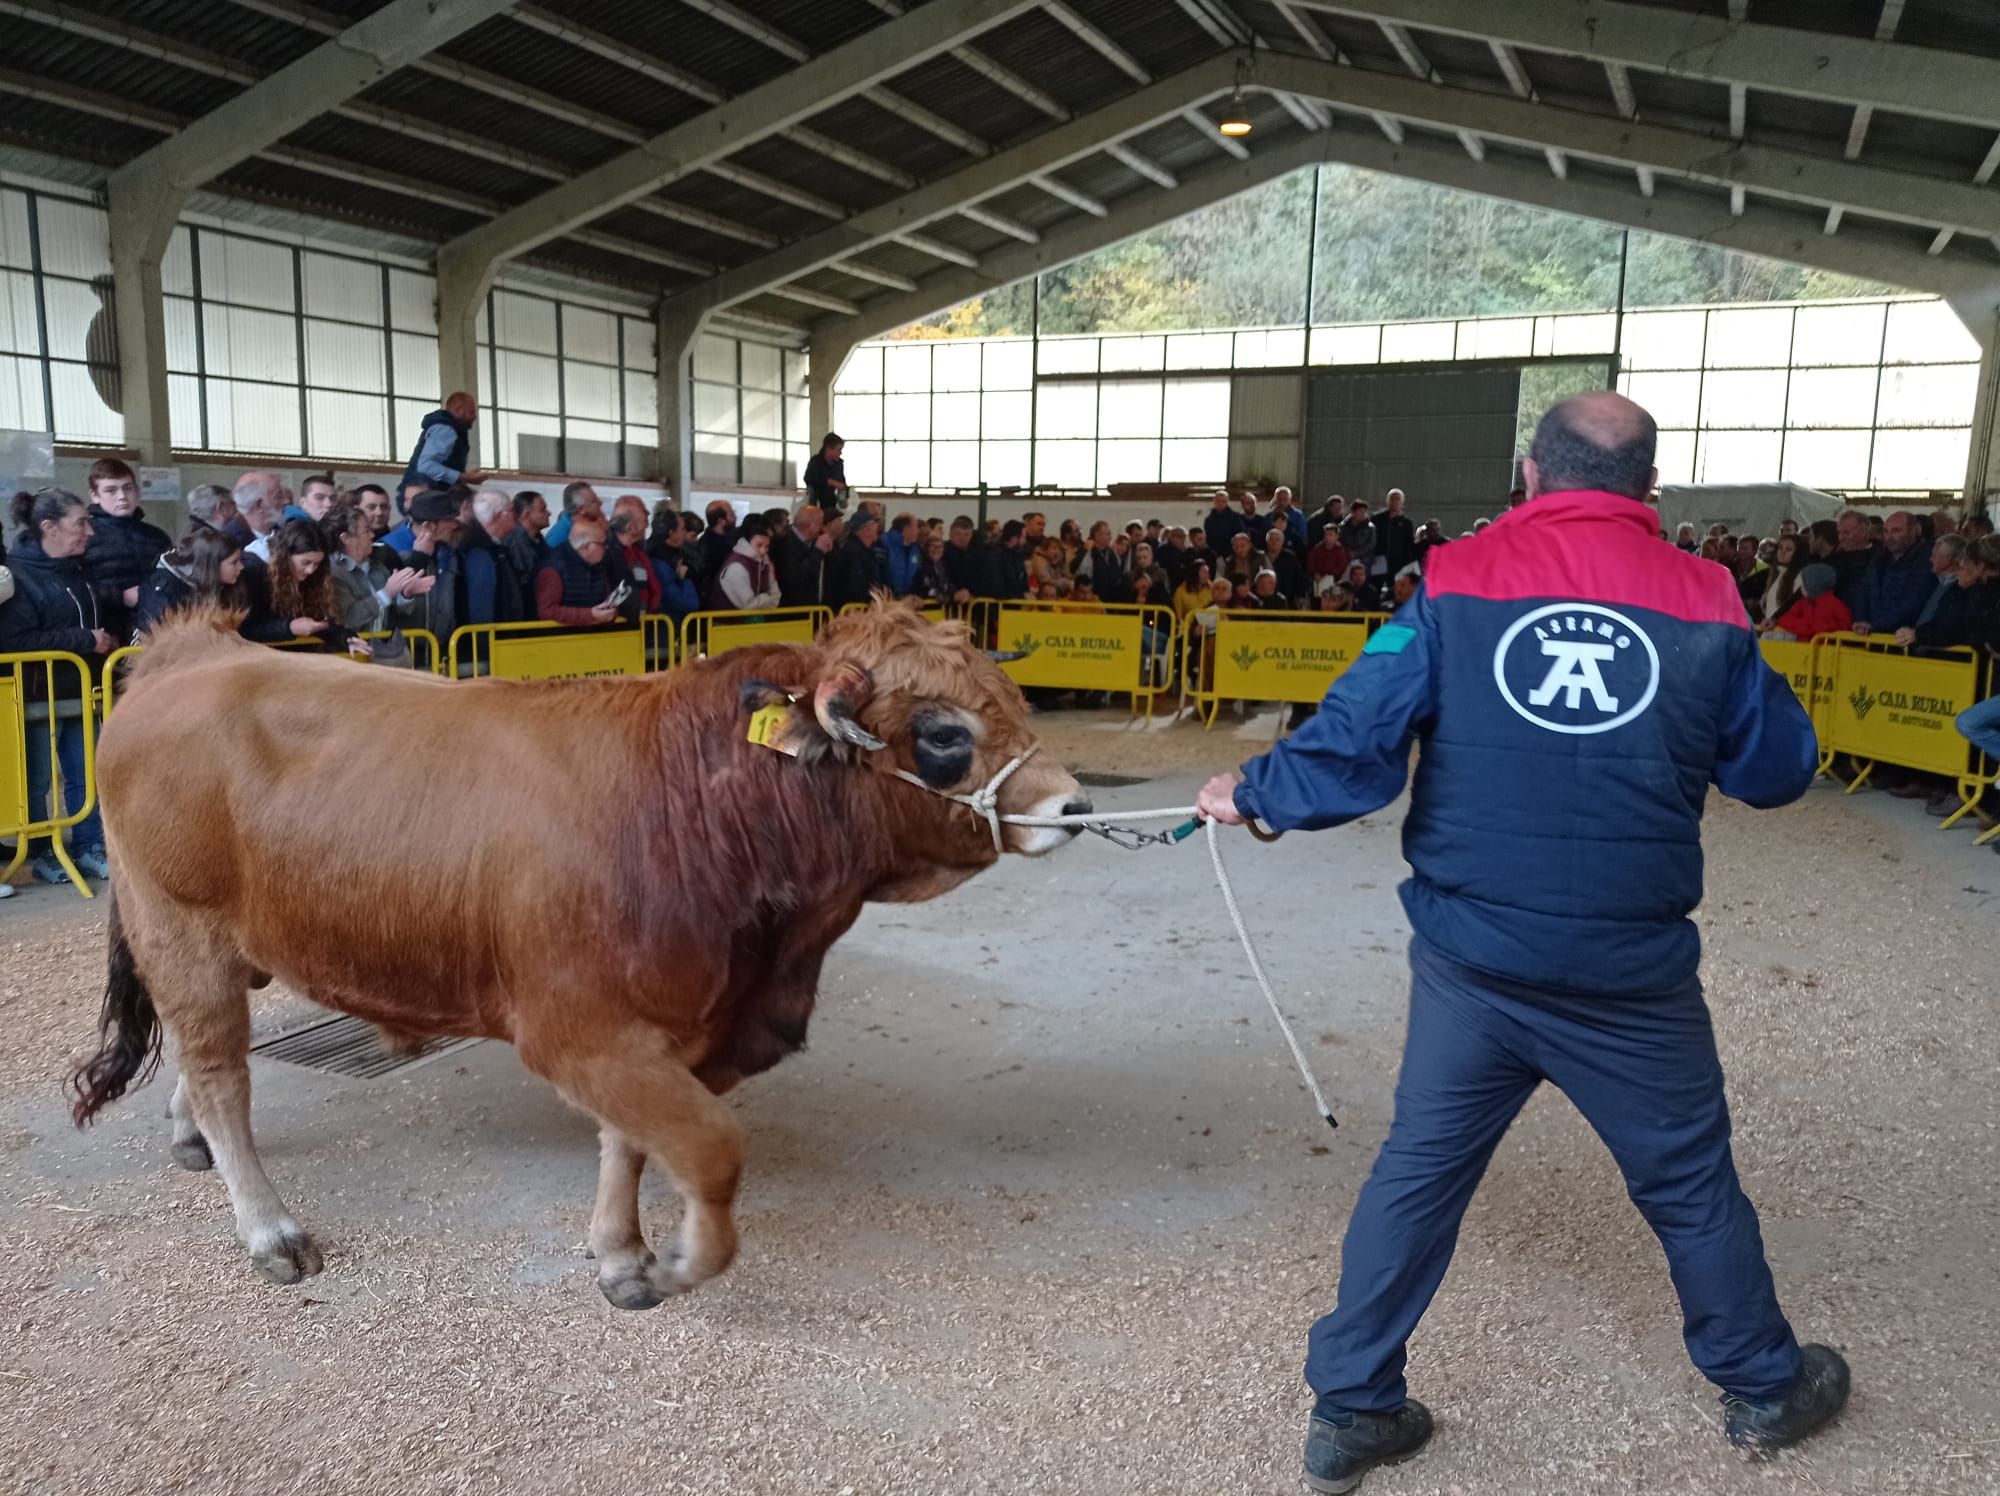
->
[1655, 483, 1843, 541]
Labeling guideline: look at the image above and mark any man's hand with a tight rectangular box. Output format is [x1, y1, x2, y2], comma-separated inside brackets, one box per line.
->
[590, 600, 619, 624]
[1851, 621, 1872, 636]
[1893, 626, 1917, 646]
[122, 585, 140, 607]
[1196, 769, 1246, 825]
[461, 468, 488, 484]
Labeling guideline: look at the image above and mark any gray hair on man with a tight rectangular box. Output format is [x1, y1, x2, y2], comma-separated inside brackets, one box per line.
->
[185, 484, 231, 521]
[1936, 533, 1969, 563]
[233, 471, 280, 512]
[471, 487, 511, 527]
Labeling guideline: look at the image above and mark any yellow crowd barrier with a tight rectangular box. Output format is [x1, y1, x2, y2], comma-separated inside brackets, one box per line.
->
[989, 600, 1178, 718]
[1, 650, 101, 898]
[681, 606, 832, 660]
[448, 620, 646, 681]
[1807, 631, 1997, 827]
[1182, 609, 1389, 729]
[643, 612, 681, 672]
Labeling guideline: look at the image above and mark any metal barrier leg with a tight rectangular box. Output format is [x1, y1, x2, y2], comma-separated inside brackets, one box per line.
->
[1844, 759, 1877, 795]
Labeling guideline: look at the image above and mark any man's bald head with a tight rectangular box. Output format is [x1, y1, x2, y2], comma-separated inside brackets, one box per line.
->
[1524, 392, 1658, 502]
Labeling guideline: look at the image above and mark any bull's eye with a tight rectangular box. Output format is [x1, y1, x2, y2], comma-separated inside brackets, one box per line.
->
[911, 718, 975, 788]
[921, 722, 973, 753]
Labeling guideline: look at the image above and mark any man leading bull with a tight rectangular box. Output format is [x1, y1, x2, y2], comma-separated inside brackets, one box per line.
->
[1197, 392, 1848, 1492]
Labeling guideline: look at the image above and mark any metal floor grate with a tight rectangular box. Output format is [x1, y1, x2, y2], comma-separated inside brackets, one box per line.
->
[250, 1014, 483, 1079]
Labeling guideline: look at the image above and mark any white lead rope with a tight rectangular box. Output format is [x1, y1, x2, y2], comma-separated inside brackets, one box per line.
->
[886, 749, 1338, 1131]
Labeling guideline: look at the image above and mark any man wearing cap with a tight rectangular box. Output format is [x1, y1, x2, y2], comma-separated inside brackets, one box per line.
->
[1197, 392, 1848, 1492]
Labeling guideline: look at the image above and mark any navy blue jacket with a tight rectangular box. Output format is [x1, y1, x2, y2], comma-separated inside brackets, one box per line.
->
[1235, 491, 1817, 997]
[399, 409, 470, 493]
[1853, 541, 1934, 632]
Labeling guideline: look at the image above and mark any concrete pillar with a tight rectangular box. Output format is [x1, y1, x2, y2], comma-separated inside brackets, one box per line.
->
[809, 336, 854, 452]
[655, 301, 707, 506]
[1963, 302, 2000, 513]
[105, 174, 179, 464]
[434, 249, 491, 470]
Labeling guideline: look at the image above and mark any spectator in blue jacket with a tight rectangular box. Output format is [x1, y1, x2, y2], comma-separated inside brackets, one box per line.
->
[1197, 391, 1847, 1491]
[398, 392, 484, 494]
[1852, 510, 1934, 635]
[1202, 492, 1240, 555]
[543, 480, 602, 554]
[882, 511, 922, 596]
[646, 510, 702, 623]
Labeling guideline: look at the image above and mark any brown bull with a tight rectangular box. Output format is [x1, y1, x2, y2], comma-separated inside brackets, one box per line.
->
[70, 603, 1087, 1305]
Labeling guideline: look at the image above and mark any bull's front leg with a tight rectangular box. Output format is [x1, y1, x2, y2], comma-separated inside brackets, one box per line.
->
[588, 1128, 663, 1310]
[522, 1023, 744, 1310]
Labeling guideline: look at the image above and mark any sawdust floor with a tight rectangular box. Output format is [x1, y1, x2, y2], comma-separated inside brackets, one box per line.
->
[2, 705, 1995, 1495]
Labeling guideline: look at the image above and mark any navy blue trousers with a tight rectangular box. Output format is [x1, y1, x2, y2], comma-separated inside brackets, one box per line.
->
[1307, 936, 1802, 1410]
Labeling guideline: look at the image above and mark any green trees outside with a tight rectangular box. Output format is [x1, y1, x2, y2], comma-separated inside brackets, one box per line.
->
[887, 165, 1899, 341]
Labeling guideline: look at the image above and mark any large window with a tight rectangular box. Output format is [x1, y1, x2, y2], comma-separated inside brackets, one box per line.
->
[690, 332, 810, 488]
[1618, 299, 1979, 492]
[1, 184, 659, 478]
[1, 187, 122, 444]
[477, 288, 658, 476]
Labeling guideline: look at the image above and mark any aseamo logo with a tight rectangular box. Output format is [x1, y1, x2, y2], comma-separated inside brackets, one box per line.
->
[1492, 603, 1660, 735]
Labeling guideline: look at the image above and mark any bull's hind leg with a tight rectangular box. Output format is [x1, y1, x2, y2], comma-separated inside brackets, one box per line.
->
[165, 1074, 212, 1171]
[148, 934, 322, 1284]
[524, 1025, 743, 1310]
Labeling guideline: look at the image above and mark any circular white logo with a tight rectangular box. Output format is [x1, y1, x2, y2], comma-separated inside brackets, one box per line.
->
[1492, 603, 1660, 735]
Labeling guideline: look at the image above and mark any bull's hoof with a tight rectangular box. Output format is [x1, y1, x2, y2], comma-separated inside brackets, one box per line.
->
[250, 1228, 325, 1285]
[597, 1253, 694, 1311]
[599, 1272, 667, 1311]
[170, 1135, 214, 1172]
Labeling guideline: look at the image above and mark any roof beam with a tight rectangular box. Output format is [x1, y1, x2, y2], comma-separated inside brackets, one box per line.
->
[959, 204, 1042, 243]
[1295, 0, 2000, 127]
[436, 0, 1037, 285]
[1271, 0, 1404, 144]
[1184, 107, 1252, 160]
[1107, 141, 1180, 189]
[894, 232, 981, 269]
[661, 57, 1238, 320]
[1254, 51, 2000, 240]
[1046, 1, 1151, 85]
[1029, 173, 1108, 216]
[1842, 2, 1908, 164]
[833, 261, 920, 292]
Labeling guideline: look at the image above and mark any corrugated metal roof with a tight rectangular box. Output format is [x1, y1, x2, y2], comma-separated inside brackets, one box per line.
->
[0, 95, 156, 164]
[0, 0, 1996, 338]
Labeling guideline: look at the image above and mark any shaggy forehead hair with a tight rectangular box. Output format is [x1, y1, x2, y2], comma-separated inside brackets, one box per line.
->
[817, 603, 1031, 737]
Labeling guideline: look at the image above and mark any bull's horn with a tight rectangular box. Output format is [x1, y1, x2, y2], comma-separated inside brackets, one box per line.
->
[813, 664, 884, 751]
[986, 649, 1030, 663]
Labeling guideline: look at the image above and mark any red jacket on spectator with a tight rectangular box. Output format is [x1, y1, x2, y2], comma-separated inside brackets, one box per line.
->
[620, 540, 662, 615]
[1772, 591, 1851, 642]
[1307, 539, 1350, 582]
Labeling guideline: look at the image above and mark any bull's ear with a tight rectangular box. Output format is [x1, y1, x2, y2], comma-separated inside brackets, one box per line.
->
[739, 678, 792, 714]
[813, 660, 885, 751]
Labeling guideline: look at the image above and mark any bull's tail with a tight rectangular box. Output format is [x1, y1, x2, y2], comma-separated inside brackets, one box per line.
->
[69, 894, 162, 1126]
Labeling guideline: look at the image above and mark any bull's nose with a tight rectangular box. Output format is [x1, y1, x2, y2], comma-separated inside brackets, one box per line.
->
[1061, 796, 1094, 818]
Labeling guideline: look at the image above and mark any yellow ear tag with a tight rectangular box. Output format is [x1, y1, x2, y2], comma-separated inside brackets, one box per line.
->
[746, 704, 797, 753]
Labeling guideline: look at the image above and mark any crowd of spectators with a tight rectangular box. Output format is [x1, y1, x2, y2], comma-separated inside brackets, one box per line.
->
[2, 397, 1996, 888]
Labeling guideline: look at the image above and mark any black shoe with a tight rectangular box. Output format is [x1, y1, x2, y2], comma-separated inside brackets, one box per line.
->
[1722, 1344, 1850, 1454]
[1302, 1399, 1433, 1494]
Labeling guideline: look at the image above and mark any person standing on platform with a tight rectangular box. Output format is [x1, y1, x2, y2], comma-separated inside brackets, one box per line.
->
[1197, 392, 1848, 1493]
[803, 433, 849, 517]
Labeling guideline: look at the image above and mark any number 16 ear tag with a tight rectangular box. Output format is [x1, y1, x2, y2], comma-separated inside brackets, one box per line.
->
[746, 703, 800, 755]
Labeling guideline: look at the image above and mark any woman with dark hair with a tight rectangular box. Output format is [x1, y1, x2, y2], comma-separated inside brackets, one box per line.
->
[0, 487, 114, 883]
[246, 518, 367, 654]
[133, 526, 250, 638]
[1757, 533, 1809, 630]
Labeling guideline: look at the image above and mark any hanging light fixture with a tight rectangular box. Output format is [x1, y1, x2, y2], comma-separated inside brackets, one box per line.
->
[1218, 87, 1253, 137]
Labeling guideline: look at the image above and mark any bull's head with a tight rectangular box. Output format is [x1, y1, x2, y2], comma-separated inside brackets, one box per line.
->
[745, 600, 1090, 858]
